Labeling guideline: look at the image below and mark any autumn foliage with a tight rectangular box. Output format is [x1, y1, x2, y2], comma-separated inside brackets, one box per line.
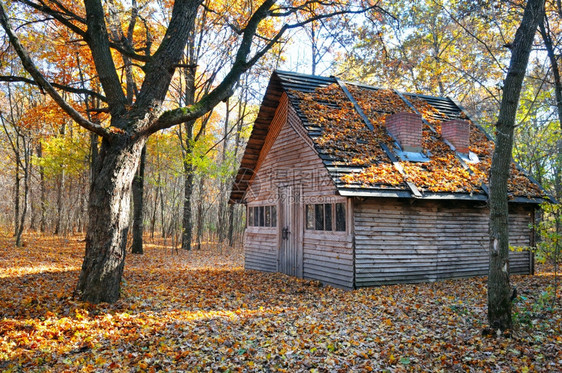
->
[293, 83, 545, 198]
[0, 232, 560, 371]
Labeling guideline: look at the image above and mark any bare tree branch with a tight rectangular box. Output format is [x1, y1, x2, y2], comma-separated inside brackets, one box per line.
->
[17, 0, 87, 37]
[0, 75, 107, 102]
[430, 0, 507, 74]
[0, 2, 110, 138]
[146, 1, 378, 134]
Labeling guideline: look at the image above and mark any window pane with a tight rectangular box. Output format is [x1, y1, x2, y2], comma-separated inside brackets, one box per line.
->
[324, 203, 332, 231]
[265, 206, 271, 227]
[271, 206, 277, 227]
[259, 206, 265, 227]
[315, 204, 324, 230]
[336, 203, 346, 232]
[248, 207, 254, 227]
[254, 206, 259, 227]
[306, 205, 314, 230]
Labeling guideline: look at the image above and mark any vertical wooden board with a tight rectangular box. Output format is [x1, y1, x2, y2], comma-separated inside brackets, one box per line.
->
[294, 184, 304, 278]
[278, 184, 304, 277]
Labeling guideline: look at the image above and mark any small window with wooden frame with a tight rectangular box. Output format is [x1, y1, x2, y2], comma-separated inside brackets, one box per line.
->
[247, 205, 277, 228]
[306, 202, 346, 232]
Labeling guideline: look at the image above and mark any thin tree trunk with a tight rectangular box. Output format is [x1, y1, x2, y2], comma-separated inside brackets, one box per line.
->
[28, 165, 36, 232]
[131, 145, 146, 254]
[182, 156, 195, 250]
[196, 176, 204, 250]
[39, 142, 46, 233]
[179, 60, 196, 251]
[54, 171, 64, 235]
[16, 141, 30, 247]
[217, 100, 231, 244]
[227, 204, 235, 247]
[160, 182, 165, 239]
[150, 182, 158, 239]
[14, 151, 20, 239]
[228, 88, 246, 247]
[539, 13, 562, 305]
[54, 125, 66, 235]
[488, 0, 544, 331]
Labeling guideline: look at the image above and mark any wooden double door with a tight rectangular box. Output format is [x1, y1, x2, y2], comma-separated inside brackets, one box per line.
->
[278, 185, 303, 278]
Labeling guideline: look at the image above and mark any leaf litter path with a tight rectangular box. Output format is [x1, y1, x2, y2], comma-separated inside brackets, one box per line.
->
[0, 232, 560, 372]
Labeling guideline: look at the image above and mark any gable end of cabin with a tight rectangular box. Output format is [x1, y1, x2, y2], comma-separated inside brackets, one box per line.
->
[243, 92, 354, 289]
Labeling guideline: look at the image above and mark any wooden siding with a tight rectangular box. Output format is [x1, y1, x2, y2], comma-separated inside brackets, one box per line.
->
[244, 99, 353, 288]
[354, 199, 534, 287]
[302, 231, 354, 289]
[244, 228, 277, 273]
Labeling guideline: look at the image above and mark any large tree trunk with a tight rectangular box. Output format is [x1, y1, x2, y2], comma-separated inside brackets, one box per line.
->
[131, 145, 146, 254]
[75, 136, 145, 303]
[1, 0, 340, 306]
[488, 0, 544, 331]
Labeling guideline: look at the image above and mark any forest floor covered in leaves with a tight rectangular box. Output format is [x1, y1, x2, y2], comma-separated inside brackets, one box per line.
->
[0, 231, 560, 372]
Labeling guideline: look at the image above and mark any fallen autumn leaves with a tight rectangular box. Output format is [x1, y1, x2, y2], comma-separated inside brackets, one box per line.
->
[0, 232, 560, 372]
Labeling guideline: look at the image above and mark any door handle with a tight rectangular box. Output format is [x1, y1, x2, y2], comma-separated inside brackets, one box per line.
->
[282, 227, 290, 240]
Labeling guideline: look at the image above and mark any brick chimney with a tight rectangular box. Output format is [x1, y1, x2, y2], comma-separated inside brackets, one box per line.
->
[385, 112, 423, 152]
[442, 119, 470, 154]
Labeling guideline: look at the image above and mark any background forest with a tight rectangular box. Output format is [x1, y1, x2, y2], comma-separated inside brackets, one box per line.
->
[0, 0, 559, 261]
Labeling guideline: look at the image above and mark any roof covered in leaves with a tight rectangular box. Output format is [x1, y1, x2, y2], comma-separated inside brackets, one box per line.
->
[230, 70, 549, 204]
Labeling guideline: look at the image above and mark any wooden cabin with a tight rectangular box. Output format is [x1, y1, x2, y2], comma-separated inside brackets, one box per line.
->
[229, 71, 549, 289]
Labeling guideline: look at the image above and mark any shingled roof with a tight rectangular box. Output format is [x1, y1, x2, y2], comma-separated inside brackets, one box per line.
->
[230, 70, 550, 204]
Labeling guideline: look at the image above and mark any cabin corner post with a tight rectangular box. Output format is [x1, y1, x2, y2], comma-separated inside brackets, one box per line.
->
[530, 207, 537, 275]
[349, 197, 357, 289]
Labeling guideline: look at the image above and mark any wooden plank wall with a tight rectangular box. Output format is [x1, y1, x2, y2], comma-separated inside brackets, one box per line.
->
[354, 199, 534, 287]
[509, 208, 534, 274]
[244, 97, 354, 289]
[244, 229, 278, 272]
[302, 231, 353, 289]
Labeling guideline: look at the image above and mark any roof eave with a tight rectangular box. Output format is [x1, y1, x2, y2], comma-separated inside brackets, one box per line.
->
[338, 188, 547, 204]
